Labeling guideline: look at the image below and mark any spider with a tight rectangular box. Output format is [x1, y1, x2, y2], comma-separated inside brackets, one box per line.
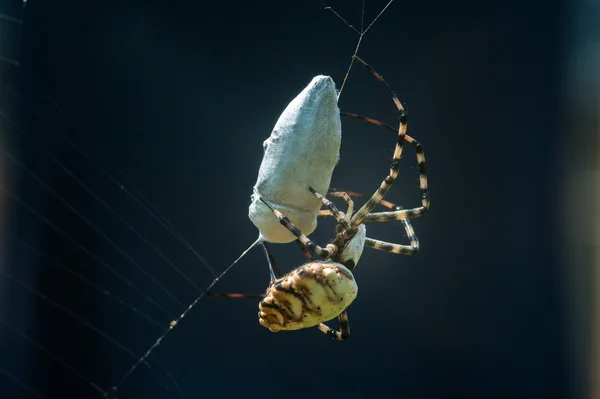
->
[213, 57, 430, 340]
[259, 57, 430, 338]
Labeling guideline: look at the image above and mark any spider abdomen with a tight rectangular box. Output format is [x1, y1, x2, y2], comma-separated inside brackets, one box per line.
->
[258, 261, 357, 332]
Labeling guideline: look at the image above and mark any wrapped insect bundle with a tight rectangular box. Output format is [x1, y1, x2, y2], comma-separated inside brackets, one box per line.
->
[248, 76, 342, 243]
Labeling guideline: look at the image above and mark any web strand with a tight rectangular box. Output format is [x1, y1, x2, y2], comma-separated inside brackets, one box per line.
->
[5, 84, 219, 279]
[320, 0, 395, 99]
[0, 319, 107, 396]
[0, 270, 140, 361]
[1, 60, 205, 399]
[1, 95, 209, 291]
[0, 146, 189, 310]
[1, 230, 165, 329]
[0, 369, 49, 399]
[105, 238, 261, 398]
[0, 184, 175, 319]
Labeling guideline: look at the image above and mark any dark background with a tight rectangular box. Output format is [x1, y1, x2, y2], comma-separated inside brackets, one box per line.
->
[0, 0, 574, 398]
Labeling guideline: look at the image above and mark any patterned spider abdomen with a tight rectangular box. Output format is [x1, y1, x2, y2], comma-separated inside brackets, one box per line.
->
[249, 75, 341, 244]
[258, 261, 357, 332]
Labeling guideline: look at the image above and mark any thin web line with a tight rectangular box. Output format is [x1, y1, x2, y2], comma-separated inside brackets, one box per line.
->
[361, 0, 366, 33]
[0, 270, 140, 361]
[105, 238, 261, 398]
[0, 369, 49, 399]
[320, 0, 395, 99]
[0, 12, 23, 66]
[0, 319, 107, 397]
[1, 312, 183, 398]
[1, 96, 208, 291]
[0, 184, 175, 319]
[0, 146, 187, 310]
[5, 85, 219, 279]
[0, 13, 22, 24]
[364, 0, 394, 35]
[1, 230, 165, 329]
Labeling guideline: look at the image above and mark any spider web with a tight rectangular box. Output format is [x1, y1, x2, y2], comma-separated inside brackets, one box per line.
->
[0, 1, 396, 397]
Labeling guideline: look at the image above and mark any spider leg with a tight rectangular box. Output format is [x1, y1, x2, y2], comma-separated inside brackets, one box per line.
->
[327, 190, 420, 255]
[340, 113, 429, 219]
[309, 187, 353, 235]
[363, 208, 424, 222]
[318, 192, 355, 223]
[326, 191, 354, 222]
[295, 239, 314, 261]
[262, 241, 281, 281]
[318, 210, 336, 217]
[316, 310, 350, 341]
[313, 188, 361, 249]
[364, 218, 419, 255]
[348, 57, 409, 229]
[329, 189, 401, 212]
[259, 197, 336, 258]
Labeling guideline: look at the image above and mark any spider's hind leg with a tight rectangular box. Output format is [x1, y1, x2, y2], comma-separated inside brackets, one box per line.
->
[364, 219, 419, 255]
[316, 311, 350, 341]
[295, 239, 314, 261]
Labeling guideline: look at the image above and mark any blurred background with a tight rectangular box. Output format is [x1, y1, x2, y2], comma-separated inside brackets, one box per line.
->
[0, 0, 597, 398]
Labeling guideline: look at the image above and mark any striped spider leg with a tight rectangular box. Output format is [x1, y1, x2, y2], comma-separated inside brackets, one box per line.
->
[346, 56, 430, 230]
[322, 190, 420, 256]
[338, 117, 428, 223]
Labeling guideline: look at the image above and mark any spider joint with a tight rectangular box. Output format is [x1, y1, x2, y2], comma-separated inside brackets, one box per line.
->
[326, 243, 338, 255]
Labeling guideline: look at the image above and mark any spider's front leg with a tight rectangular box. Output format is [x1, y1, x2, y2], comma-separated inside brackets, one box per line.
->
[323, 190, 420, 256]
[326, 191, 354, 223]
[259, 197, 337, 258]
[309, 187, 355, 246]
[309, 187, 353, 231]
[317, 311, 350, 341]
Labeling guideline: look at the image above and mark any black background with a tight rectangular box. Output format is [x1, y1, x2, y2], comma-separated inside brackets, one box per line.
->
[0, 0, 569, 398]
